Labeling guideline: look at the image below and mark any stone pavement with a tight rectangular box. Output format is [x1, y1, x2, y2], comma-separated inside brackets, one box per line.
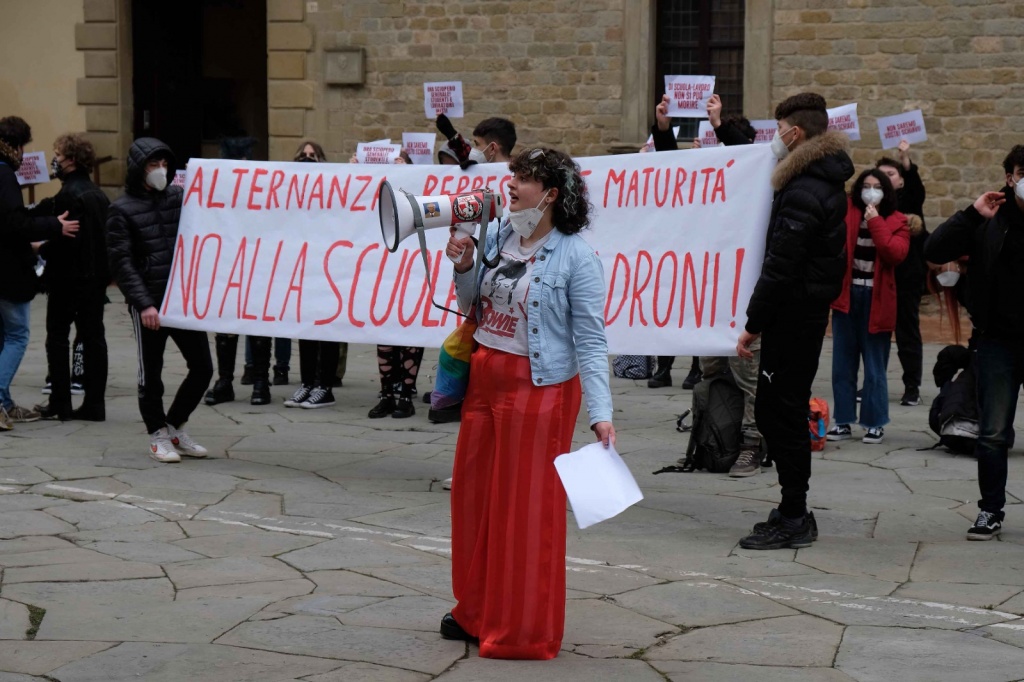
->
[2, 292, 1024, 682]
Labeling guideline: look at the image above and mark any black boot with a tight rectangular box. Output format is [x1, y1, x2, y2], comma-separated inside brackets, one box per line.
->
[37, 401, 72, 421]
[273, 367, 289, 386]
[205, 335, 238, 405]
[681, 357, 703, 390]
[71, 403, 105, 422]
[249, 337, 273, 405]
[250, 379, 271, 405]
[368, 393, 395, 418]
[392, 394, 415, 419]
[648, 356, 674, 388]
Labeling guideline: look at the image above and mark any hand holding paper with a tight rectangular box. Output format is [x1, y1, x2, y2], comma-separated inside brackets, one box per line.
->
[554, 442, 643, 530]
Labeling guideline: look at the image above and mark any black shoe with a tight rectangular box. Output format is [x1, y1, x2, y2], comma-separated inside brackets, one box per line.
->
[392, 395, 415, 419]
[753, 508, 818, 541]
[204, 378, 235, 405]
[440, 613, 476, 642]
[71, 404, 105, 422]
[331, 375, 343, 388]
[740, 511, 814, 550]
[300, 387, 335, 409]
[900, 388, 921, 406]
[428, 402, 462, 423]
[36, 402, 72, 421]
[368, 394, 395, 418]
[647, 372, 672, 388]
[273, 369, 289, 386]
[240, 365, 254, 386]
[967, 511, 1003, 541]
[250, 379, 271, 406]
[423, 391, 432, 404]
[681, 368, 703, 390]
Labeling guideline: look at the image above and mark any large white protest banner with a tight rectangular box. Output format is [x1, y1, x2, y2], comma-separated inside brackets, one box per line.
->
[161, 144, 776, 356]
[876, 109, 927, 149]
[664, 75, 716, 118]
[827, 103, 861, 141]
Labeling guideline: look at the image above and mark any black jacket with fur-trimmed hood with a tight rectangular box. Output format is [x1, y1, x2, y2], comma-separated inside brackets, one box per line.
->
[745, 130, 854, 334]
[106, 137, 182, 312]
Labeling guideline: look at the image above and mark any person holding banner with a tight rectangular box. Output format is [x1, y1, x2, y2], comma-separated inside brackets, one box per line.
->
[876, 141, 928, 407]
[441, 147, 614, 659]
[0, 116, 80, 429]
[107, 138, 213, 463]
[736, 93, 854, 550]
[827, 169, 909, 446]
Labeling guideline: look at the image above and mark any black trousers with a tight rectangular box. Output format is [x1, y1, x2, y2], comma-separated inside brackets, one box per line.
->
[45, 281, 108, 411]
[754, 311, 830, 519]
[894, 287, 923, 391]
[130, 307, 213, 434]
[298, 339, 340, 389]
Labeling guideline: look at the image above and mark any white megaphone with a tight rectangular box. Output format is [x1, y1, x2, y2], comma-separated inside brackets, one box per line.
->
[378, 181, 503, 261]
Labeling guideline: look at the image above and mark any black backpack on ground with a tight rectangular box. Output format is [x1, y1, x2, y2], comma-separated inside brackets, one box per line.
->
[678, 370, 745, 473]
[928, 345, 979, 456]
[612, 355, 655, 379]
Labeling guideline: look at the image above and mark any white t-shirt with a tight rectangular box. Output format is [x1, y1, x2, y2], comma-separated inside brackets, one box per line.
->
[474, 233, 550, 356]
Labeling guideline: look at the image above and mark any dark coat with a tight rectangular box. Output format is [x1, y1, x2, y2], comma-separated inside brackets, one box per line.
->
[0, 163, 63, 302]
[894, 163, 929, 294]
[106, 138, 182, 312]
[35, 169, 111, 285]
[745, 131, 855, 334]
[650, 119, 752, 151]
[924, 187, 1024, 336]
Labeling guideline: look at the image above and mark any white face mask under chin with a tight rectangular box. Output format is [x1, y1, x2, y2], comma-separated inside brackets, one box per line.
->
[936, 270, 960, 288]
[509, 192, 550, 239]
[146, 167, 168, 191]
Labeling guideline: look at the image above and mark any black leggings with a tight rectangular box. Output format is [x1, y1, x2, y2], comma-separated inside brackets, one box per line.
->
[376, 346, 423, 397]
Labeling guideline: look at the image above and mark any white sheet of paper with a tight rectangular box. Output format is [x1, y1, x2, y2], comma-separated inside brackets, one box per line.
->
[402, 132, 437, 165]
[171, 169, 187, 188]
[424, 80, 464, 118]
[827, 102, 861, 141]
[356, 142, 402, 165]
[15, 151, 48, 186]
[664, 75, 716, 118]
[751, 119, 777, 145]
[696, 121, 721, 147]
[554, 442, 643, 530]
[876, 109, 927, 149]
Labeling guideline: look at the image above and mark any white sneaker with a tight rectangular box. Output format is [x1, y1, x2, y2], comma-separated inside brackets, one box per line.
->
[149, 428, 181, 463]
[168, 425, 208, 458]
[442, 477, 453, 491]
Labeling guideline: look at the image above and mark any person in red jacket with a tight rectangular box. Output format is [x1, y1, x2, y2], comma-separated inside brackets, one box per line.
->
[827, 169, 909, 445]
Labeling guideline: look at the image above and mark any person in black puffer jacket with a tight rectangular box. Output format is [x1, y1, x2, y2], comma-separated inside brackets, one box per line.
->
[0, 116, 80, 428]
[107, 137, 213, 463]
[33, 133, 110, 422]
[736, 93, 854, 551]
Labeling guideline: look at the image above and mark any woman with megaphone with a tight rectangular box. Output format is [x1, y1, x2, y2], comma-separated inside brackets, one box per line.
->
[440, 147, 615, 659]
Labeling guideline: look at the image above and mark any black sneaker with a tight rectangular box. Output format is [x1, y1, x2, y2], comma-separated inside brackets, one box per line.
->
[740, 511, 814, 550]
[681, 368, 703, 390]
[71, 382, 85, 396]
[439, 613, 476, 642]
[41, 381, 52, 395]
[284, 385, 312, 408]
[300, 387, 335, 409]
[753, 508, 818, 541]
[204, 378, 235, 406]
[967, 511, 1003, 541]
[900, 388, 921, 406]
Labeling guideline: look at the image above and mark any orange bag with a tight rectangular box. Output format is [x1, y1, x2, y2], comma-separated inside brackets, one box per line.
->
[809, 397, 830, 451]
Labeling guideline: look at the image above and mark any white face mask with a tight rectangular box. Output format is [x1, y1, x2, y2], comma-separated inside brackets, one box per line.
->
[936, 270, 960, 288]
[509, 191, 551, 239]
[770, 127, 796, 160]
[1013, 177, 1024, 201]
[146, 166, 168, 191]
[861, 188, 884, 207]
[467, 147, 487, 164]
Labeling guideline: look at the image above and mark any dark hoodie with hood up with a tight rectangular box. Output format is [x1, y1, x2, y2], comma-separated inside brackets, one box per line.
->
[106, 137, 182, 312]
[745, 130, 855, 334]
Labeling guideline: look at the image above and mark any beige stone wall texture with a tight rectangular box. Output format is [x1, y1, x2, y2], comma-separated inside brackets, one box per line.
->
[772, 0, 1024, 225]
[304, 0, 625, 162]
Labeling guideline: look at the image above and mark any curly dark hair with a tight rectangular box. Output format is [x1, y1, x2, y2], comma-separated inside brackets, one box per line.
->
[774, 92, 829, 138]
[851, 168, 898, 217]
[1002, 145, 1024, 175]
[0, 116, 32, 148]
[54, 133, 97, 174]
[507, 147, 591, 234]
[724, 116, 756, 142]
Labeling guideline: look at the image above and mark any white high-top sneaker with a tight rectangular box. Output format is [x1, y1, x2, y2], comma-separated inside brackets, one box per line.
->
[168, 424, 208, 458]
[149, 427, 181, 463]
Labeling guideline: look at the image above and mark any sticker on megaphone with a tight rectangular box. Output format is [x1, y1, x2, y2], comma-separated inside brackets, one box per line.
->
[378, 181, 503, 262]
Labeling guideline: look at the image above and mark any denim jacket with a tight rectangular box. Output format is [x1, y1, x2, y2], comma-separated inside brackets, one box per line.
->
[455, 221, 613, 425]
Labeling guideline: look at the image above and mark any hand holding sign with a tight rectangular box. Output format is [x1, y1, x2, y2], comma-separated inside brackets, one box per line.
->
[706, 94, 723, 127]
[664, 75, 716, 119]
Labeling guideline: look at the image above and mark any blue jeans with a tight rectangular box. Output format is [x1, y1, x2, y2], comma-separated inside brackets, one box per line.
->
[832, 285, 891, 429]
[975, 337, 1024, 516]
[0, 298, 31, 411]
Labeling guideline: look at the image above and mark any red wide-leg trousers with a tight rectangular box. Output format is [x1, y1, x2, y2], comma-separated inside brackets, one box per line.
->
[450, 345, 582, 660]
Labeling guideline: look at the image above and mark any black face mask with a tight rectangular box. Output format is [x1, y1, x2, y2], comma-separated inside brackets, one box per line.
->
[296, 156, 317, 163]
[51, 156, 66, 180]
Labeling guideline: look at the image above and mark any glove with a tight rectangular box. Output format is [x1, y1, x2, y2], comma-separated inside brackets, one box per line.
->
[437, 114, 473, 168]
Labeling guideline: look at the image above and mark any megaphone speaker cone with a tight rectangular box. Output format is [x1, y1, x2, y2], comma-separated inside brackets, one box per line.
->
[378, 181, 402, 253]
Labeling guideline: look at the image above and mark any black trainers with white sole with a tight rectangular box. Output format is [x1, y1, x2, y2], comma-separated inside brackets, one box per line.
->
[826, 424, 852, 441]
[300, 387, 335, 409]
[967, 511, 1003, 540]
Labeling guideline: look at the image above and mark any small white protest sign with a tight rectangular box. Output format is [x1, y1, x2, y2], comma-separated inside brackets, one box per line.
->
[15, 151, 49, 185]
[827, 103, 861, 141]
[876, 109, 927, 149]
[424, 81, 464, 118]
[402, 132, 437, 165]
[697, 121, 721, 148]
[172, 169, 187, 188]
[664, 75, 716, 118]
[751, 120, 777, 145]
[356, 142, 402, 165]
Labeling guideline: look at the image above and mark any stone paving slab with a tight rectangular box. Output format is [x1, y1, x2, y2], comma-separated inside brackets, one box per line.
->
[0, 511, 76, 539]
[0, 599, 30, 640]
[302, 662, 432, 682]
[651, 661, 858, 682]
[3, 560, 164, 583]
[612, 579, 799, 627]
[434, 657, 667, 682]
[172, 531, 325, 558]
[164, 556, 303, 588]
[0, 641, 115, 675]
